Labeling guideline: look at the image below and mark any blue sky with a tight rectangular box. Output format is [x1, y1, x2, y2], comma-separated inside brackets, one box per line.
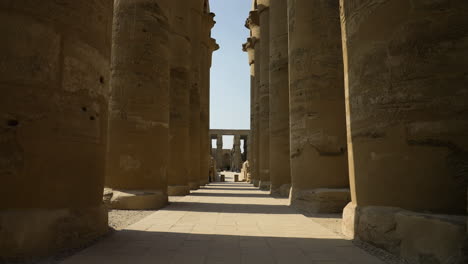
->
[210, 0, 251, 148]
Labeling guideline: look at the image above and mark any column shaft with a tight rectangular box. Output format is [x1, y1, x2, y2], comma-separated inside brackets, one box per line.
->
[188, 0, 205, 190]
[257, 0, 271, 190]
[199, 12, 216, 186]
[106, 0, 171, 209]
[288, 0, 349, 213]
[245, 9, 261, 187]
[216, 134, 223, 171]
[0, 0, 112, 257]
[269, 0, 291, 197]
[340, 1, 468, 261]
[168, 2, 191, 196]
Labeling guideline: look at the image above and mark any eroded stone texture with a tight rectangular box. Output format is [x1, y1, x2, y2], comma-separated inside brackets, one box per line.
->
[168, 2, 191, 197]
[106, 0, 170, 209]
[269, 0, 291, 197]
[341, 0, 468, 215]
[257, 0, 271, 191]
[288, 0, 349, 213]
[0, 0, 112, 257]
[341, 0, 468, 262]
[342, 204, 467, 264]
[188, 0, 205, 190]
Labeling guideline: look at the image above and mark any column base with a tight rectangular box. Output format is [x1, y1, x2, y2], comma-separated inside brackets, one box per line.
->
[168, 185, 190, 196]
[188, 181, 199, 190]
[271, 184, 291, 197]
[253, 179, 260, 187]
[109, 189, 168, 210]
[342, 203, 467, 264]
[259, 181, 271, 191]
[289, 188, 350, 213]
[199, 180, 209, 186]
[0, 205, 108, 258]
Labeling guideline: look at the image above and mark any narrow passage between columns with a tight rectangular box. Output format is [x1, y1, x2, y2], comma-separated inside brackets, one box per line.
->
[61, 173, 385, 264]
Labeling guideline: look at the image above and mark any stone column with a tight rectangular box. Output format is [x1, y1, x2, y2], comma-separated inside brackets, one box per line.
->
[200, 12, 217, 186]
[106, 0, 171, 209]
[168, 2, 191, 196]
[232, 135, 243, 172]
[288, 0, 349, 213]
[269, 0, 291, 197]
[257, 0, 271, 190]
[188, 0, 205, 190]
[0, 1, 112, 257]
[216, 134, 223, 171]
[341, 1, 468, 261]
[243, 136, 249, 161]
[245, 9, 261, 187]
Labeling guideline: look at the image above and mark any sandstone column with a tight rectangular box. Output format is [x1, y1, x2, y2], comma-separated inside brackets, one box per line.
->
[269, 0, 291, 197]
[106, 0, 171, 209]
[0, 1, 112, 257]
[243, 37, 256, 184]
[168, 2, 191, 196]
[341, 1, 468, 261]
[257, 0, 271, 190]
[200, 12, 217, 186]
[288, 0, 349, 213]
[188, 0, 205, 190]
[216, 134, 223, 171]
[245, 9, 261, 187]
[232, 135, 243, 172]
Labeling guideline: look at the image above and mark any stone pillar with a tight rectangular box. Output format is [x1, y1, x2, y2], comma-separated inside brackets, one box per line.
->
[245, 9, 261, 187]
[243, 39, 255, 179]
[188, 0, 205, 190]
[341, 1, 468, 262]
[168, 2, 191, 196]
[216, 134, 223, 171]
[0, 1, 112, 257]
[106, 0, 171, 209]
[288, 0, 349, 213]
[243, 136, 249, 161]
[257, 0, 271, 190]
[200, 12, 217, 187]
[269, 0, 291, 197]
[232, 135, 243, 172]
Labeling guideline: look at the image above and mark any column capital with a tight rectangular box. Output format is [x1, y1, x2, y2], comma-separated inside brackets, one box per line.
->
[245, 10, 259, 30]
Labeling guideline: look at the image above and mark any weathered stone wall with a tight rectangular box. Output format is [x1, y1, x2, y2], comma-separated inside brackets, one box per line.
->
[0, 0, 113, 257]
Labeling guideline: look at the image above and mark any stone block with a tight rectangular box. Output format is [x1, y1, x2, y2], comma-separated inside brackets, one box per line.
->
[348, 205, 468, 264]
[109, 190, 168, 210]
[290, 188, 350, 214]
[0, 206, 108, 258]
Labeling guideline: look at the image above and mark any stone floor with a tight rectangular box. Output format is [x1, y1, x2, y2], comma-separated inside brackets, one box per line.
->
[60, 174, 385, 264]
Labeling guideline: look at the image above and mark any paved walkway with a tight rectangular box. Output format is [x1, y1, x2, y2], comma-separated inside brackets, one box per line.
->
[61, 174, 384, 264]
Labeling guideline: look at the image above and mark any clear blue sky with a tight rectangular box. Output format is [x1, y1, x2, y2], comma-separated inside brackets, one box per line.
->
[210, 0, 251, 149]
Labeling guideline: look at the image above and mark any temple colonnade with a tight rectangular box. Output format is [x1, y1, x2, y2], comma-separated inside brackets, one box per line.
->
[0, 0, 217, 257]
[210, 129, 249, 172]
[245, 0, 468, 263]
